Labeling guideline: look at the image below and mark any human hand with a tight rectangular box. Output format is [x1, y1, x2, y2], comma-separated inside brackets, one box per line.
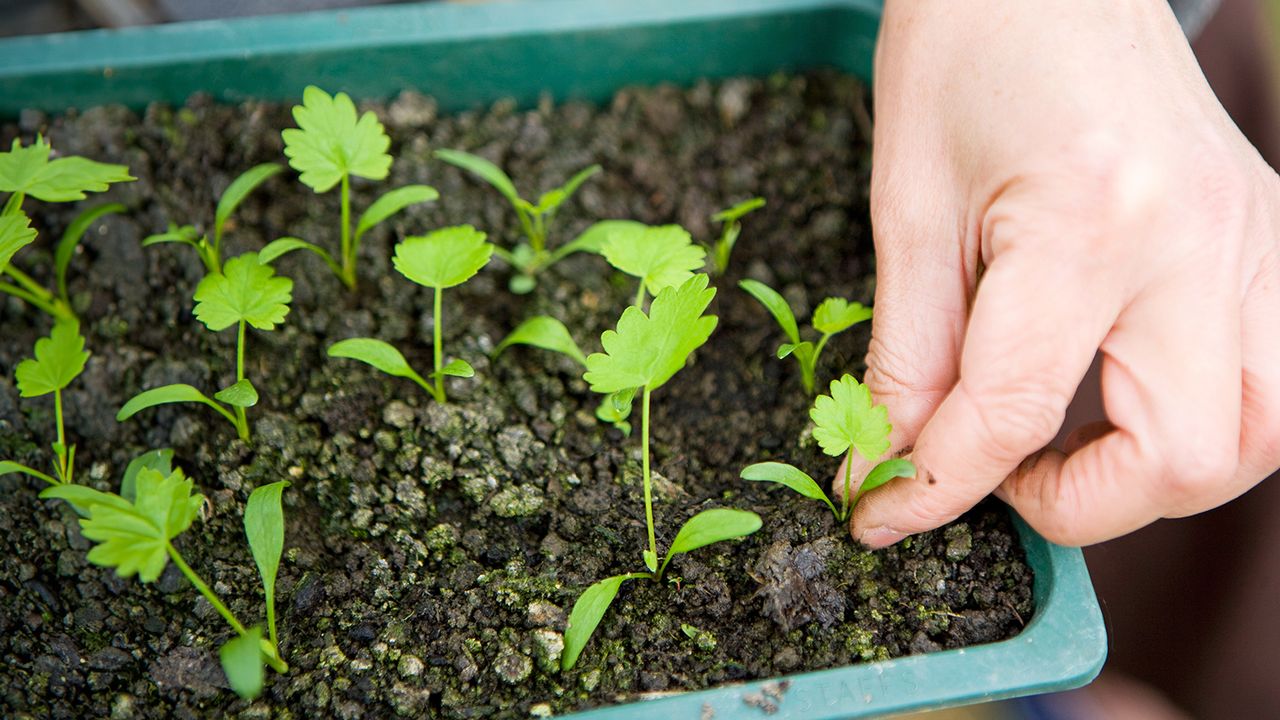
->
[844, 0, 1280, 547]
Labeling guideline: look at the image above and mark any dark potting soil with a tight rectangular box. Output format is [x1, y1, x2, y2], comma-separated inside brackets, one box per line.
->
[0, 72, 1033, 719]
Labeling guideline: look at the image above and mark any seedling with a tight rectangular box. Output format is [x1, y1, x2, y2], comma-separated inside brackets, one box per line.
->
[117, 252, 293, 441]
[561, 274, 763, 670]
[277, 86, 439, 288]
[328, 225, 491, 403]
[434, 148, 603, 293]
[0, 319, 89, 486]
[0, 136, 133, 320]
[493, 315, 634, 433]
[143, 163, 283, 274]
[43, 461, 291, 699]
[707, 197, 765, 274]
[740, 278, 872, 394]
[741, 374, 915, 521]
[599, 223, 707, 307]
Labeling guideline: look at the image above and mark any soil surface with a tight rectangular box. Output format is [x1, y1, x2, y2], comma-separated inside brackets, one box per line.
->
[0, 72, 1033, 719]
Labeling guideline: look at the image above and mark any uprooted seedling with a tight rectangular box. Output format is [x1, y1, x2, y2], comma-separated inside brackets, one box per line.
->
[742, 374, 915, 521]
[0, 136, 131, 320]
[434, 148, 602, 293]
[117, 252, 293, 441]
[740, 278, 871, 394]
[43, 457, 290, 699]
[707, 196, 765, 274]
[329, 225, 491, 403]
[274, 86, 438, 289]
[561, 274, 763, 670]
[143, 163, 282, 274]
[0, 319, 89, 487]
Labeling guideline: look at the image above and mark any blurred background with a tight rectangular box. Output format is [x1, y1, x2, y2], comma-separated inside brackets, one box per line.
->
[3, 1, 1278, 718]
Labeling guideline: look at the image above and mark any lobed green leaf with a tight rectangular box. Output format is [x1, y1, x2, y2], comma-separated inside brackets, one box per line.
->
[393, 225, 492, 289]
[15, 319, 89, 398]
[0, 211, 38, 274]
[812, 297, 872, 335]
[282, 86, 392, 192]
[121, 448, 174, 503]
[810, 374, 892, 461]
[584, 274, 718, 394]
[551, 219, 645, 263]
[601, 224, 706, 296]
[494, 316, 588, 366]
[740, 279, 801, 345]
[0, 136, 134, 203]
[193, 252, 293, 331]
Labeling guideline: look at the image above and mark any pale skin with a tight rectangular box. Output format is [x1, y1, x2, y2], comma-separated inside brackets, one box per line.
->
[839, 0, 1280, 548]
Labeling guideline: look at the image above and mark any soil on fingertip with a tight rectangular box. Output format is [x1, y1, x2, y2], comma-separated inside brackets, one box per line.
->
[0, 71, 1033, 719]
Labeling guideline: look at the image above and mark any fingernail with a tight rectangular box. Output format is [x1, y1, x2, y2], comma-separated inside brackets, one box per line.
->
[855, 525, 907, 550]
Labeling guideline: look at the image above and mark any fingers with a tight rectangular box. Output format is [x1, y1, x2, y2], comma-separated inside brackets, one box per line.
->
[998, 277, 1243, 544]
[850, 239, 1118, 547]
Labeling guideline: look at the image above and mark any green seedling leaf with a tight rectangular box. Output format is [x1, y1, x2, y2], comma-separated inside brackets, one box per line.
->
[194, 252, 293, 331]
[0, 211, 37, 272]
[740, 279, 801, 345]
[661, 508, 762, 574]
[435, 359, 475, 378]
[214, 379, 259, 408]
[245, 481, 288, 598]
[282, 86, 392, 192]
[812, 297, 872, 335]
[0, 136, 134, 203]
[741, 461, 840, 518]
[551, 219, 646, 262]
[811, 374, 892, 462]
[220, 626, 266, 700]
[433, 149, 521, 208]
[15, 320, 89, 397]
[215, 163, 282, 239]
[121, 449, 174, 503]
[584, 274, 718, 393]
[141, 224, 201, 248]
[562, 573, 643, 671]
[56, 202, 124, 301]
[355, 184, 439, 241]
[643, 550, 658, 573]
[712, 197, 766, 224]
[494, 316, 588, 366]
[541, 164, 600, 214]
[508, 274, 536, 294]
[595, 387, 636, 435]
[257, 236, 338, 269]
[393, 225, 493, 289]
[860, 458, 916, 497]
[67, 467, 203, 582]
[40, 482, 132, 511]
[3, 461, 58, 486]
[117, 384, 228, 422]
[601, 224, 707, 296]
[328, 338, 430, 390]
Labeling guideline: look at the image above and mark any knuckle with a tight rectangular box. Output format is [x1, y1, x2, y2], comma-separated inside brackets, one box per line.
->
[1159, 432, 1238, 504]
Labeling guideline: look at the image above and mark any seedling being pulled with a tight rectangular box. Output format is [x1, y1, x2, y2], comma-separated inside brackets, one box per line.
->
[707, 197, 764, 274]
[0, 319, 89, 486]
[742, 374, 915, 521]
[740, 278, 871, 394]
[144, 163, 283, 274]
[117, 252, 293, 441]
[0, 136, 133, 320]
[599, 222, 706, 307]
[435, 148, 602, 293]
[43, 459, 291, 699]
[276, 86, 438, 288]
[329, 225, 491, 403]
[561, 274, 763, 670]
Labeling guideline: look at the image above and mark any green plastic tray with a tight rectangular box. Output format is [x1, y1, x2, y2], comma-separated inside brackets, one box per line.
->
[0, 1, 1107, 717]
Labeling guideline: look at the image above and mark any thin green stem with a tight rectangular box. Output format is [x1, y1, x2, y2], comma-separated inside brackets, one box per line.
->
[234, 321, 249, 442]
[2, 191, 24, 216]
[5, 266, 55, 302]
[266, 585, 278, 651]
[54, 389, 70, 483]
[633, 281, 646, 309]
[0, 281, 64, 318]
[340, 174, 354, 289]
[641, 387, 656, 568]
[841, 447, 854, 521]
[167, 542, 248, 636]
[433, 286, 445, 403]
